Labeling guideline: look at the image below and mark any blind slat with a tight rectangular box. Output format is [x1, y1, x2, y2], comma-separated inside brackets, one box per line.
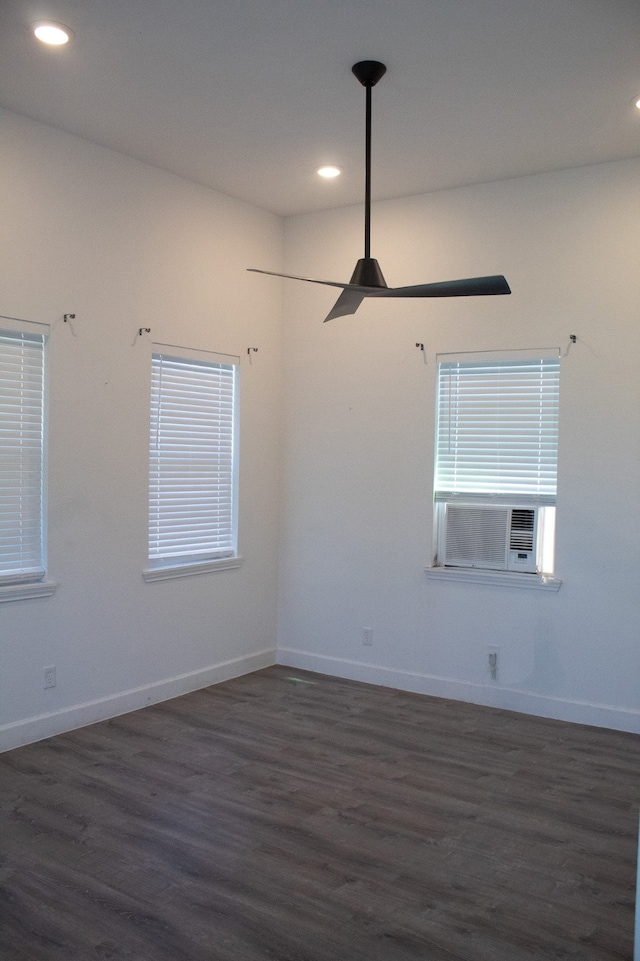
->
[149, 351, 238, 566]
[435, 356, 560, 503]
[0, 328, 45, 582]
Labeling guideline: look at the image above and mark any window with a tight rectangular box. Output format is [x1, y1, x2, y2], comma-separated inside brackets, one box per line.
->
[432, 350, 560, 580]
[0, 321, 47, 588]
[145, 346, 240, 580]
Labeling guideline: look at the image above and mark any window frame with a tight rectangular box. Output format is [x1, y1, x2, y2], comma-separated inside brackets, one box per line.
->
[143, 343, 242, 583]
[427, 349, 562, 590]
[0, 316, 55, 603]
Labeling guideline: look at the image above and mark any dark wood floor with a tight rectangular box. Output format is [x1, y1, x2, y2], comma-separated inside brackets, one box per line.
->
[0, 666, 637, 961]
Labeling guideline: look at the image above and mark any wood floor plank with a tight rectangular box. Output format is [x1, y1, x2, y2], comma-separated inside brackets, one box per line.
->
[0, 665, 638, 960]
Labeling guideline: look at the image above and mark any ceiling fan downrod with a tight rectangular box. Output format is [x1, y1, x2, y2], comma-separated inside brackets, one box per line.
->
[350, 60, 387, 288]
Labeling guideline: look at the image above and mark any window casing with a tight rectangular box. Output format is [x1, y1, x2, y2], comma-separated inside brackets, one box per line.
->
[433, 351, 560, 575]
[0, 322, 47, 587]
[147, 346, 239, 576]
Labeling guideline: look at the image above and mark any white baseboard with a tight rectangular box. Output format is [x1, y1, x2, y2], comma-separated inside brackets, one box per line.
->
[277, 649, 640, 734]
[5, 646, 636, 753]
[0, 648, 276, 753]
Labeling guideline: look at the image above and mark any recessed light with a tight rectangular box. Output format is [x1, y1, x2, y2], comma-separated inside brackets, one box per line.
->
[31, 20, 73, 45]
[317, 165, 341, 179]
[635, 95, 640, 110]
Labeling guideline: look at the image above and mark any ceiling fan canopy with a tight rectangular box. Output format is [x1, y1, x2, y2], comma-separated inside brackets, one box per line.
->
[249, 60, 510, 322]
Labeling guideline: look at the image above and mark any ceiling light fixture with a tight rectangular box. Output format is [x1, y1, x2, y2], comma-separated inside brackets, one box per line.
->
[31, 20, 72, 45]
[635, 95, 640, 110]
[317, 165, 341, 179]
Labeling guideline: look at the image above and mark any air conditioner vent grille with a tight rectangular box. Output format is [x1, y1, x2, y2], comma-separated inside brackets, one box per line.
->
[509, 509, 536, 551]
[445, 506, 509, 568]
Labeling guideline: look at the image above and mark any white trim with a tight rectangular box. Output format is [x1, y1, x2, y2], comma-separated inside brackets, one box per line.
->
[434, 491, 556, 506]
[0, 648, 275, 753]
[425, 566, 562, 591]
[151, 341, 240, 365]
[143, 555, 243, 582]
[277, 650, 640, 734]
[437, 346, 561, 363]
[0, 580, 57, 603]
[635, 816, 640, 961]
[0, 315, 50, 334]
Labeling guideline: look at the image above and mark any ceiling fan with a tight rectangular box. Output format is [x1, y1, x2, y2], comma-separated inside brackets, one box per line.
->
[248, 61, 510, 322]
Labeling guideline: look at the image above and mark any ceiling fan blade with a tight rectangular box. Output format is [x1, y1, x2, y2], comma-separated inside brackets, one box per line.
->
[248, 266, 379, 321]
[368, 275, 511, 298]
[247, 267, 355, 291]
[323, 288, 368, 322]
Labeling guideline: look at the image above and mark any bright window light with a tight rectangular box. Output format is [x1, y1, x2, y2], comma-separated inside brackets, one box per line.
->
[317, 166, 341, 179]
[32, 21, 72, 45]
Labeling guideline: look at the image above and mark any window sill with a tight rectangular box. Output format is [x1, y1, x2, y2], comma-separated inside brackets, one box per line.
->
[0, 580, 58, 603]
[425, 566, 562, 591]
[143, 556, 243, 583]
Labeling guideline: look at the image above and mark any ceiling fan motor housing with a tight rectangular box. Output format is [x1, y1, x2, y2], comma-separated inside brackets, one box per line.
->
[349, 257, 387, 288]
[351, 61, 387, 87]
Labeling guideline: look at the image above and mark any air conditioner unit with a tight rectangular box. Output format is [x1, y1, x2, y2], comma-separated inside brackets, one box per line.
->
[443, 504, 538, 573]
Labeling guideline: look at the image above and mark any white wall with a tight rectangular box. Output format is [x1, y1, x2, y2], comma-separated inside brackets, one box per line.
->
[2, 108, 638, 747]
[0, 109, 283, 750]
[277, 159, 640, 733]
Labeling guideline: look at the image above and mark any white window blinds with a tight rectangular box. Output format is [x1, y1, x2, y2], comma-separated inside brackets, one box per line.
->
[435, 353, 560, 506]
[149, 349, 238, 568]
[0, 326, 46, 583]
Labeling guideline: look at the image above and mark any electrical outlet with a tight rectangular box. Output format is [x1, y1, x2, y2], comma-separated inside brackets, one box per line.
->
[44, 666, 56, 689]
[362, 628, 373, 646]
[488, 646, 499, 681]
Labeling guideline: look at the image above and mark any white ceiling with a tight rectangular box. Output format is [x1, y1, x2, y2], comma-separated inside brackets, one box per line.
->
[1, 0, 639, 217]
